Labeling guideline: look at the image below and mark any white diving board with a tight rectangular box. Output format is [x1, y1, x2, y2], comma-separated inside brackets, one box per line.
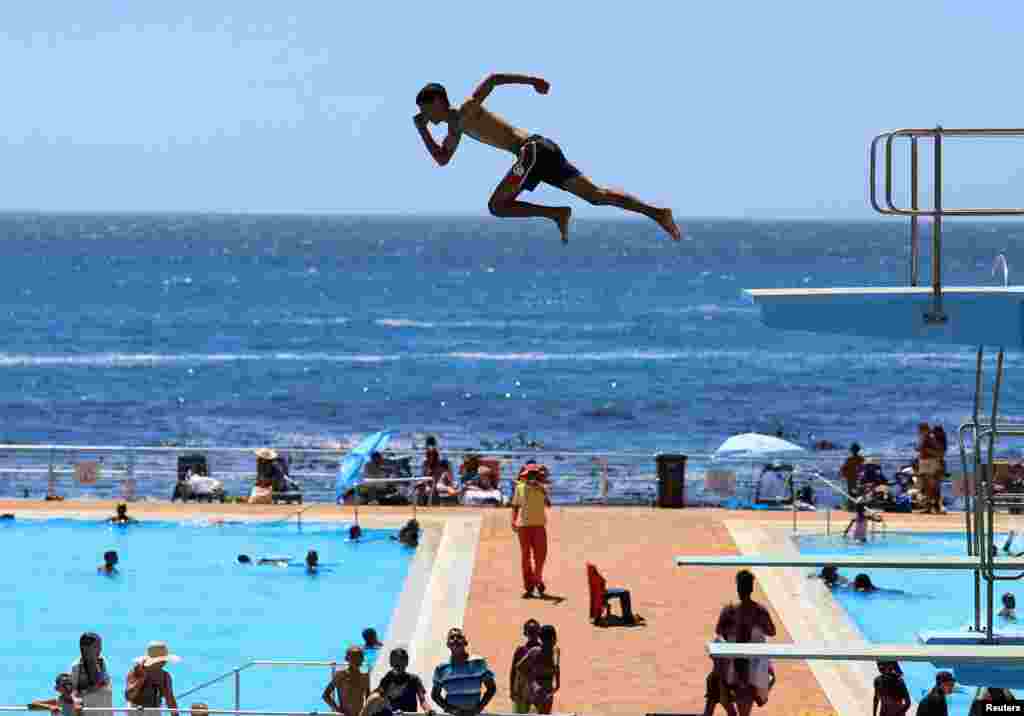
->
[706, 641, 1024, 664]
[675, 555, 1024, 570]
[744, 286, 1024, 347]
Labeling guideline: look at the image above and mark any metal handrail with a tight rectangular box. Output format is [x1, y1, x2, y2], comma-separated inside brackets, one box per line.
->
[869, 126, 1024, 323]
[178, 660, 342, 711]
[871, 127, 1024, 217]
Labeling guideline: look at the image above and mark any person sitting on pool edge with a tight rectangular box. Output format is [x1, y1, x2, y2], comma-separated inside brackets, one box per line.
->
[108, 503, 138, 525]
[322, 646, 370, 716]
[98, 551, 118, 576]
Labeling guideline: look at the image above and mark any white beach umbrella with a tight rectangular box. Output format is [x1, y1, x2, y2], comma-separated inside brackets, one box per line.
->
[713, 433, 807, 507]
[713, 432, 807, 460]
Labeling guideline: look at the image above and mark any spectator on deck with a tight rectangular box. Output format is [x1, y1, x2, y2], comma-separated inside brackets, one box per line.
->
[512, 464, 552, 598]
[422, 436, 442, 478]
[873, 661, 910, 716]
[514, 624, 560, 715]
[917, 424, 944, 514]
[125, 642, 180, 714]
[374, 647, 430, 714]
[970, 688, 1013, 716]
[435, 460, 461, 501]
[717, 570, 775, 716]
[841, 443, 866, 510]
[431, 628, 496, 716]
[71, 632, 111, 716]
[916, 671, 955, 716]
[510, 619, 542, 712]
[322, 646, 369, 716]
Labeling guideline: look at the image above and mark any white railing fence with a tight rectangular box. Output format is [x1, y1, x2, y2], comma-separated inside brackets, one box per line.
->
[0, 441, 975, 510]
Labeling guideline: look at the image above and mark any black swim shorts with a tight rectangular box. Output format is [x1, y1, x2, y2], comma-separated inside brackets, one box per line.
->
[509, 135, 581, 191]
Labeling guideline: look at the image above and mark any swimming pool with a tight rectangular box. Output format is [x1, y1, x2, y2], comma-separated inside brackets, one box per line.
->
[797, 531, 1013, 716]
[5, 517, 414, 711]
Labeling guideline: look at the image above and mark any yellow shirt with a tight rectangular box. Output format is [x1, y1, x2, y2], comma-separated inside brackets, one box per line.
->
[513, 482, 548, 527]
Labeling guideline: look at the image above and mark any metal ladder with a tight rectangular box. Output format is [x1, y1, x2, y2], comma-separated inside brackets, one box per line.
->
[870, 126, 1024, 640]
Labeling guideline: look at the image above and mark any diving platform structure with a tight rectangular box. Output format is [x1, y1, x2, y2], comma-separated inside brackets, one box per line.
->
[685, 127, 1024, 689]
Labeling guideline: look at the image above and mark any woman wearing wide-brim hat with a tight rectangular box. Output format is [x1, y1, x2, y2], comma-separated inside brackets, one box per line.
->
[254, 448, 278, 461]
[126, 641, 181, 711]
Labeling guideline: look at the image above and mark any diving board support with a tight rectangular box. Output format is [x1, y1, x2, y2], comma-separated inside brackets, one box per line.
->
[675, 555, 1024, 570]
[706, 641, 1024, 664]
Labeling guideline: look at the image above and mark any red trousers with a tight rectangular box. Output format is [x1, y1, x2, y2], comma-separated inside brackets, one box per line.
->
[517, 525, 548, 591]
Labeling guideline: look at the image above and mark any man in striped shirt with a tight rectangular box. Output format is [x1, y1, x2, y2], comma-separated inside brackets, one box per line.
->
[431, 628, 496, 716]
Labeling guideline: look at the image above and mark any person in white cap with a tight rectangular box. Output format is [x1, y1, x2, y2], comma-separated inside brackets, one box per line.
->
[125, 642, 180, 713]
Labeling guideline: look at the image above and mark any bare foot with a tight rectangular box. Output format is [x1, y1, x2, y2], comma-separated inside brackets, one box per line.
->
[655, 208, 682, 241]
[554, 207, 572, 243]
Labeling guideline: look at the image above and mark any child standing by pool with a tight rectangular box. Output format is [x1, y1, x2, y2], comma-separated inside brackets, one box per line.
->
[844, 503, 880, 544]
[29, 673, 81, 716]
[323, 646, 370, 716]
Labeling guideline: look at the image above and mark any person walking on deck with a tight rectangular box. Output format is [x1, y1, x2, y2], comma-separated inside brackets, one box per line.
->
[511, 464, 552, 598]
[716, 570, 776, 716]
[413, 75, 682, 243]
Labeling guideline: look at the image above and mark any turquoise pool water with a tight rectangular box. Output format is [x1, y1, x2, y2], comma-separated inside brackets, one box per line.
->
[6, 517, 414, 711]
[797, 531, 1014, 716]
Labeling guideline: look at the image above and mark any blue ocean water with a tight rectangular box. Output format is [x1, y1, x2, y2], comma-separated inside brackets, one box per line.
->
[2, 214, 1024, 484]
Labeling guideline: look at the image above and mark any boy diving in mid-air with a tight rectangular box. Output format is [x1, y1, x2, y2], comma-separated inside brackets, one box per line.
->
[413, 73, 682, 243]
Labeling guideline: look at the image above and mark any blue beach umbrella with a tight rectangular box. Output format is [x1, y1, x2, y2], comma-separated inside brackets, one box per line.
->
[335, 430, 396, 504]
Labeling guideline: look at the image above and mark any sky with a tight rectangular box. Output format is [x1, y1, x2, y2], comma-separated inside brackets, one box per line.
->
[1, 2, 1023, 217]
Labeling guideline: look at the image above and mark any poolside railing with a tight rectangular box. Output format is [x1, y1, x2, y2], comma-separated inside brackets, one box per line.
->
[0, 441, 998, 513]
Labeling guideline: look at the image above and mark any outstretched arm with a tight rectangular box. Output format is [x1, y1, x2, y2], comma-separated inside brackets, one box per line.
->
[471, 73, 549, 104]
[413, 111, 462, 167]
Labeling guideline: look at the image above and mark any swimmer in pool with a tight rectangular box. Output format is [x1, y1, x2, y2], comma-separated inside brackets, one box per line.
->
[391, 519, 420, 548]
[108, 503, 138, 525]
[1000, 593, 1017, 620]
[853, 574, 877, 592]
[349, 525, 362, 541]
[811, 565, 849, 588]
[413, 76, 682, 243]
[98, 550, 118, 576]
[305, 550, 319, 574]
[237, 555, 290, 567]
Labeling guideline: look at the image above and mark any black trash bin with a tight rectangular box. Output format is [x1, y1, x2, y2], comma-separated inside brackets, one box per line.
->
[656, 454, 687, 508]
